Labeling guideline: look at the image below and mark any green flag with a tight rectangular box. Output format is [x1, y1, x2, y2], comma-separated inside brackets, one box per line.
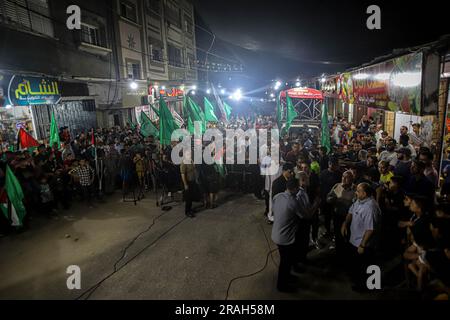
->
[139, 111, 159, 138]
[204, 97, 218, 122]
[0, 166, 26, 227]
[127, 119, 136, 131]
[182, 95, 189, 118]
[321, 103, 331, 154]
[282, 94, 298, 136]
[159, 97, 179, 145]
[214, 163, 225, 177]
[151, 104, 160, 117]
[183, 95, 195, 134]
[188, 96, 206, 134]
[223, 101, 232, 121]
[49, 112, 60, 149]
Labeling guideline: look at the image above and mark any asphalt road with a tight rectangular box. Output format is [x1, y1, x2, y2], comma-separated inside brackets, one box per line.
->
[0, 190, 393, 300]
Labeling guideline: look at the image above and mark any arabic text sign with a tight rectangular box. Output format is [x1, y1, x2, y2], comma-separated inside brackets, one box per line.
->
[346, 53, 423, 115]
[8, 75, 61, 106]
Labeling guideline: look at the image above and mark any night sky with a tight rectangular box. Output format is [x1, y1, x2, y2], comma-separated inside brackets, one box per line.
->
[194, 0, 450, 92]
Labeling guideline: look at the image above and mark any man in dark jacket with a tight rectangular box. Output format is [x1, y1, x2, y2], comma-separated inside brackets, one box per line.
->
[272, 163, 295, 198]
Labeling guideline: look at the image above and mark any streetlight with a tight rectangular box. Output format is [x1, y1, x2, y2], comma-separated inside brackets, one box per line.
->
[206, 89, 211, 94]
[220, 89, 226, 95]
[130, 81, 138, 90]
[295, 81, 301, 87]
[233, 89, 242, 101]
[191, 90, 196, 95]
[270, 93, 275, 98]
[192, 85, 197, 90]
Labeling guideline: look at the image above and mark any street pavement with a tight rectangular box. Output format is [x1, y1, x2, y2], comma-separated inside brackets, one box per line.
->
[0, 190, 397, 300]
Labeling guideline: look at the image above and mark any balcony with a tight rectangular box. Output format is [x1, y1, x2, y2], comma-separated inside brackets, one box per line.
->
[79, 41, 112, 56]
[78, 25, 112, 56]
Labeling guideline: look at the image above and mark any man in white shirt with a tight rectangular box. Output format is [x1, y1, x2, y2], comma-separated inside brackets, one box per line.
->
[341, 182, 381, 292]
[295, 171, 320, 268]
[379, 139, 398, 168]
[271, 179, 301, 292]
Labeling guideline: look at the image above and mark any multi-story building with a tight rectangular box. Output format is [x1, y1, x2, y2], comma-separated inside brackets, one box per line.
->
[0, 0, 198, 142]
[115, 0, 197, 123]
[0, 0, 118, 140]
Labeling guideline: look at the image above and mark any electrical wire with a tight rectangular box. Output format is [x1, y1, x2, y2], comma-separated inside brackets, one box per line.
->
[224, 219, 279, 300]
[224, 248, 278, 300]
[75, 212, 188, 300]
[260, 223, 278, 268]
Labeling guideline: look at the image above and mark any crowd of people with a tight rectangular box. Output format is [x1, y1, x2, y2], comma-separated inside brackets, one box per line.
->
[0, 115, 274, 230]
[268, 115, 449, 299]
[1, 111, 449, 300]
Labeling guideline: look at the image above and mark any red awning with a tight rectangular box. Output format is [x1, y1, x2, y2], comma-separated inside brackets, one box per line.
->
[280, 87, 323, 100]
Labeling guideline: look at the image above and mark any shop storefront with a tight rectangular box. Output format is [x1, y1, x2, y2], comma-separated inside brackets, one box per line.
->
[119, 81, 148, 127]
[0, 73, 97, 143]
[149, 84, 185, 115]
[322, 50, 441, 149]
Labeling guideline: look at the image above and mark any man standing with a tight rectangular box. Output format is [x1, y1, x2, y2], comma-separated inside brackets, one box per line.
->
[72, 158, 95, 207]
[394, 148, 413, 183]
[327, 171, 356, 257]
[419, 150, 439, 189]
[272, 163, 294, 198]
[271, 179, 300, 292]
[285, 142, 301, 164]
[319, 157, 342, 238]
[399, 126, 409, 145]
[379, 139, 398, 168]
[405, 160, 435, 203]
[295, 171, 320, 268]
[409, 123, 426, 150]
[341, 182, 381, 292]
[180, 150, 198, 218]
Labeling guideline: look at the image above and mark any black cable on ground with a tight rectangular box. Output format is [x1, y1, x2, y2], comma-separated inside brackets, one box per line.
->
[225, 248, 278, 300]
[260, 223, 279, 268]
[75, 212, 188, 300]
[113, 211, 167, 272]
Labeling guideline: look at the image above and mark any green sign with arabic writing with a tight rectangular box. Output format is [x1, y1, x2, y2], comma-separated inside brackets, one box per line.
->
[8, 75, 61, 106]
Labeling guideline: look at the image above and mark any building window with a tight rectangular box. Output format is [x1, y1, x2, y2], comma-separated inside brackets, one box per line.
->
[168, 45, 182, 68]
[120, 1, 137, 23]
[164, 1, 180, 29]
[0, 0, 54, 37]
[187, 54, 195, 69]
[151, 46, 163, 62]
[127, 61, 141, 79]
[146, 0, 160, 14]
[80, 23, 101, 47]
[184, 15, 193, 34]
